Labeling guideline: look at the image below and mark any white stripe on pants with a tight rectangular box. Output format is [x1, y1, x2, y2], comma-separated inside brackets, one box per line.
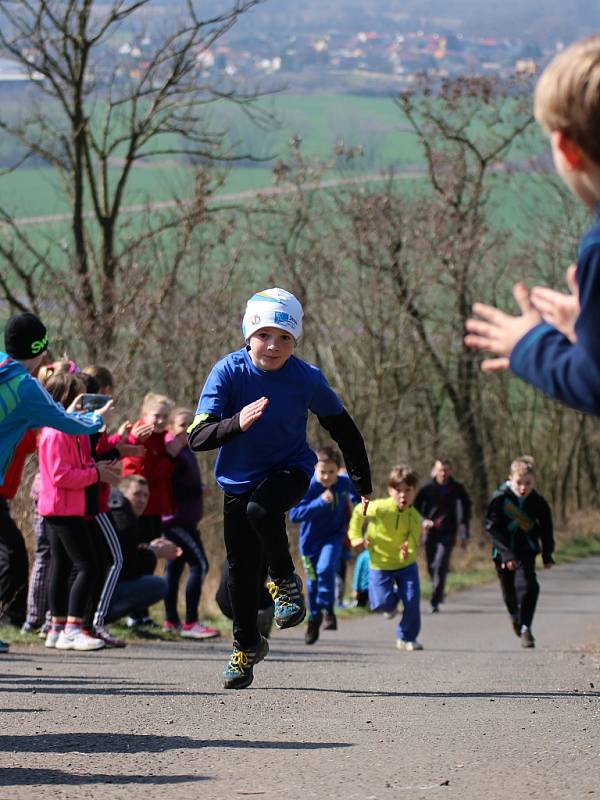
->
[93, 512, 123, 628]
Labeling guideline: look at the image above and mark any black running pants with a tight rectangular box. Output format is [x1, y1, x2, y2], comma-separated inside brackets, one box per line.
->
[223, 469, 309, 648]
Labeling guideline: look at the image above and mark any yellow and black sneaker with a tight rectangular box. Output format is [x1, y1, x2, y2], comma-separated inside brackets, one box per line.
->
[223, 636, 269, 690]
[267, 572, 306, 629]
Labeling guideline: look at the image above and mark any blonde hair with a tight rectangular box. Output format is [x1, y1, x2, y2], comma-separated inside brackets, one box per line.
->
[169, 406, 194, 429]
[509, 454, 536, 477]
[388, 464, 419, 489]
[141, 392, 173, 415]
[534, 35, 600, 164]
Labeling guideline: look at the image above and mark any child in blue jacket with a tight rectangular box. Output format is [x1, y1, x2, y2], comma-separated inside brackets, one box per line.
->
[1, 312, 104, 484]
[289, 446, 358, 644]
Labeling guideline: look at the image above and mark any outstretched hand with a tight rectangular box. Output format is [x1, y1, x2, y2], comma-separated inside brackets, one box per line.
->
[239, 396, 268, 431]
[530, 264, 579, 344]
[465, 282, 542, 372]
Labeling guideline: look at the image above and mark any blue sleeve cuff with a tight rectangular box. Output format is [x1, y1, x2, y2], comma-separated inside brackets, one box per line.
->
[509, 322, 554, 375]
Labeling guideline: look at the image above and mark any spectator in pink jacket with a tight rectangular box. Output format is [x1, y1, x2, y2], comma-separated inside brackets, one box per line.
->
[38, 372, 120, 652]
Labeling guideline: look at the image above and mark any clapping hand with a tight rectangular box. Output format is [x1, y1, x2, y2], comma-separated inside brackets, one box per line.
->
[530, 264, 579, 343]
[465, 282, 542, 372]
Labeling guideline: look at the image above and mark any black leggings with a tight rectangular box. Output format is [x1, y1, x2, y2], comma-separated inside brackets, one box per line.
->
[223, 468, 309, 648]
[45, 516, 100, 620]
[495, 554, 540, 628]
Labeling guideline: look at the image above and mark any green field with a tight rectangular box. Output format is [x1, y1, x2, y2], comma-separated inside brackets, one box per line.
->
[1, 92, 541, 220]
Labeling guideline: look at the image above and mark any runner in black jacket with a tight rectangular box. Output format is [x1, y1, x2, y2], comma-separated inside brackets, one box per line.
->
[414, 458, 471, 612]
[485, 455, 554, 648]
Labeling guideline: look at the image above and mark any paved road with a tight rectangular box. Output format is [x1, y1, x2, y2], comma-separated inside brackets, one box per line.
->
[2, 557, 599, 800]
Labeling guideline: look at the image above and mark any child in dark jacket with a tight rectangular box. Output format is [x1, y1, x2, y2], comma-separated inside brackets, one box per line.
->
[162, 408, 219, 639]
[289, 446, 358, 645]
[485, 455, 554, 648]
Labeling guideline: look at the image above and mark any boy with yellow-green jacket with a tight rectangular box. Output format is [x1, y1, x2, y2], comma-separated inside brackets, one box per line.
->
[349, 464, 423, 651]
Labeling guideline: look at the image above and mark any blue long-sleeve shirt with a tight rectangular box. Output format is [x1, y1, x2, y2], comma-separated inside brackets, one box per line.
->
[0, 352, 102, 483]
[510, 200, 600, 416]
[289, 473, 358, 555]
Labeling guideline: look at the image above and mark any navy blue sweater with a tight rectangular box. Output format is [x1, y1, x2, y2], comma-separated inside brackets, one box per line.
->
[510, 200, 600, 416]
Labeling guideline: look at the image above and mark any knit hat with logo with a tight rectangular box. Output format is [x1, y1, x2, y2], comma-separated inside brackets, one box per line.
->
[4, 312, 49, 360]
[242, 288, 303, 343]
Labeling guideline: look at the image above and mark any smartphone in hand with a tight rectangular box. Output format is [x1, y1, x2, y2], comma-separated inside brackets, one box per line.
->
[81, 393, 111, 411]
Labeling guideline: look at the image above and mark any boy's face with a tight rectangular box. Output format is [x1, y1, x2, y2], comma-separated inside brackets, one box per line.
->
[509, 472, 535, 499]
[122, 482, 150, 516]
[170, 411, 193, 436]
[388, 481, 416, 510]
[315, 459, 338, 488]
[143, 402, 171, 432]
[248, 326, 295, 371]
[550, 131, 599, 210]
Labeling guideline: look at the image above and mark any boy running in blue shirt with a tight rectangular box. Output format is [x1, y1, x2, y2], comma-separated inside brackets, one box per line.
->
[289, 445, 358, 645]
[188, 288, 372, 689]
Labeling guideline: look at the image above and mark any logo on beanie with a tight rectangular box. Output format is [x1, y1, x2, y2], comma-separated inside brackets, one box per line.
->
[31, 333, 48, 355]
[274, 311, 297, 329]
[250, 314, 261, 325]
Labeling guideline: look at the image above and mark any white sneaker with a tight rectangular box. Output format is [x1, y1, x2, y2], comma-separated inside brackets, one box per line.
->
[396, 639, 424, 651]
[55, 629, 105, 651]
[45, 630, 61, 648]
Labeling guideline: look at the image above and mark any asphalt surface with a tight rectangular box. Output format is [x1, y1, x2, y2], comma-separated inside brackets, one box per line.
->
[2, 557, 600, 800]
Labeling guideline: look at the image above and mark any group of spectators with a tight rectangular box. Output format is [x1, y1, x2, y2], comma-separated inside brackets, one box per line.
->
[0, 313, 219, 653]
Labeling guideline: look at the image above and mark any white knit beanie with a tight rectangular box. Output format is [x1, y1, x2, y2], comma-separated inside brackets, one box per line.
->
[242, 288, 303, 343]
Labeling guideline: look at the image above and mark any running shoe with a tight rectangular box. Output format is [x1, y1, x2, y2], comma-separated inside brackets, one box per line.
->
[162, 620, 180, 633]
[20, 621, 39, 635]
[322, 610, 337, 631]
[305, 612, 322, 645]
[383, 608, 398, 620]
[45, 630, 61, 648]
[55, 629, 105, 651]
[223, 635, 269, 690]
[180, 622, 220, 640]
[511, 616, 521, 638]
[520, 626, 535, 648]
[0, 639, 9, 654]
[396, 639, 424, 651]
[267, 573, 306, 629]
[127, 616, 160, 629]
[93, 626, 126, 648]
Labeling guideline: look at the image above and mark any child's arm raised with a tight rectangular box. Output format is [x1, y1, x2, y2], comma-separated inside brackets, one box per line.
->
[317, 410, 372, 511]
[187, 397, 268, 452]
[289, 485, 334, 523]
